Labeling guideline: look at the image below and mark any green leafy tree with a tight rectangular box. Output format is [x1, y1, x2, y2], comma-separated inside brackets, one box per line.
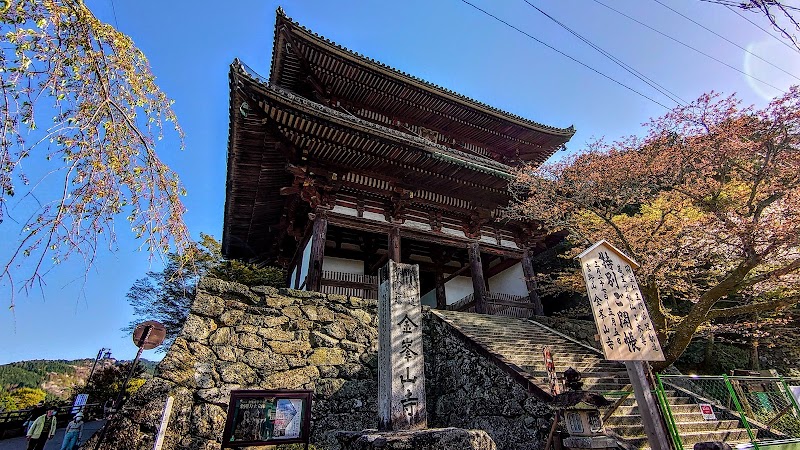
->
[125, 234, 284, 350]
[0, 387, 18, 411]
[79, 361, 144, 406]
[0, 0, 191, 307]
[6, 387, 46, 410]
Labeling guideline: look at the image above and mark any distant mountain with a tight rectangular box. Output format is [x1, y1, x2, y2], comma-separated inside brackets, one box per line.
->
[0, 358, 159, 400]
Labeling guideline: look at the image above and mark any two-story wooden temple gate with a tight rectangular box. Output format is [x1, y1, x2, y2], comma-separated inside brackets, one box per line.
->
[222, 9, 576, 318]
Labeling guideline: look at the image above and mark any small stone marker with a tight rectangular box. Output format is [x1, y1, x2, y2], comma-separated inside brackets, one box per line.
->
[378, 260, 427, 431]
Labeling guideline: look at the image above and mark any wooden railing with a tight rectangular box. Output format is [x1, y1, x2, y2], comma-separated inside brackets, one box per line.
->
[319, 271, 379, 299]
[446, 292, 537, 318]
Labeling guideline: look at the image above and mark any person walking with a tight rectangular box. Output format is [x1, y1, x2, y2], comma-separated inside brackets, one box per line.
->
[26, 407, 57, 450]
[59, 411, 84, 450]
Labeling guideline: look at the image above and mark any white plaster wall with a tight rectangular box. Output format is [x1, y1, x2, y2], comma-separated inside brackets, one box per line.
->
[403, 220, 430, 232]
[322, 256, 364, 275]
[331, 205, 358, 216]
[363, 211, 387, 222]
[446, 276, 475, 305]
[500, 239, 520, 249]
[488, 263, 528, 297]
[421, 289, 437, 308]
[298, 238, 312, 289]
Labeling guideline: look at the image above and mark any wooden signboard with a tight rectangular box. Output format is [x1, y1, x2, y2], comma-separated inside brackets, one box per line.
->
[577, 240, 670, 450]
[222, 390, 313, 448]
[577, 240, 665, 362]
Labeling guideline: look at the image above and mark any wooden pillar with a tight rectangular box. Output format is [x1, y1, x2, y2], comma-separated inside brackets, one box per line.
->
[522, 248, 545, 316]
[468, 241, 487, 314]
[388, 226, 401, 262]
[305, 212, 327, 292]
[435, 269, 447, 310]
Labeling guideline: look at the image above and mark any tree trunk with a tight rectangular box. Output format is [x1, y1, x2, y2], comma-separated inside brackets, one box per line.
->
[751, 340, 760, 371]
[704, 333, 715, 366]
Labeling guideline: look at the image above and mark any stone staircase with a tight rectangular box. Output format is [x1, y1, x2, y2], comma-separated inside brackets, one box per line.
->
[431, 310, 754, 449]
[607, 392, 752, 448]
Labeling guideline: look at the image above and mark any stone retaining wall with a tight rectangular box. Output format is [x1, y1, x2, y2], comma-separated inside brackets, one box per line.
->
[87, 278, 554, 450]
[424, 312, 553, 450]
[86, 278, 380, 450]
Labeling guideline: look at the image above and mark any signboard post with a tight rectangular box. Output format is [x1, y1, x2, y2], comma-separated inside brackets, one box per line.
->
[577, 240, 670, 450]
[221, 390, 313, 448]
[543, 346, 560, 396]
[699, 403, 717, 421]
[153, 396, 174, 450]
[377, 260, 427, 431]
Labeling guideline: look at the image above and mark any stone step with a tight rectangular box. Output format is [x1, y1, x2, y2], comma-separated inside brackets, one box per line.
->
[525, 368, 628, 377]
[617, 396, 692, 406]
[675, 420, 742, 432]
[612, 420, 742, 437]
[667, 411, 707, 422]
[464, 336, 588, 347]
[616, 403, 699, 415]
[605, 414, 645, 426]
[502, 355, 614, 365]
[679, 428, 751, 445]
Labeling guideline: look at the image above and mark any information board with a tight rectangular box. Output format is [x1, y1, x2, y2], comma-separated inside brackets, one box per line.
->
[71, 393, 88, 414]
[577, 240, 665, 361]
[221, 390, 313, 448]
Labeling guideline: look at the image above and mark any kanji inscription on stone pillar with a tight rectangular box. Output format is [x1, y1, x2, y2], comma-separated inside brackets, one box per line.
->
[378, 260, 427, 431]
[577, 239, 665, 362]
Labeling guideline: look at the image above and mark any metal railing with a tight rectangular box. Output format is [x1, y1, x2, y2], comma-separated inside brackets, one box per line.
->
[0, 403, 103, 439]
[655, 374, 800, 449]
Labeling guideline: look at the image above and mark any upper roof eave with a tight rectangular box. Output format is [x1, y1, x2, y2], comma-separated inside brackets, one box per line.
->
[232, 60, 515, 180]
[271, 7, 576, 141]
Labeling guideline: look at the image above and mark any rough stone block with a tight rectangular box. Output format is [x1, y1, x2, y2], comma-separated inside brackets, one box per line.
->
[308, 347, 346, 365]
[218, 309, 245, 326]
[219, 362, 256, 384]
[263, 365, 320, 389]
[267, 340, 312, 355]
[237, 332, 262, 349]
[336, 428, 496, 450]
[250, 285, 279, 297]
[191, 294, 225, 317]
[209, 327, 236, 346]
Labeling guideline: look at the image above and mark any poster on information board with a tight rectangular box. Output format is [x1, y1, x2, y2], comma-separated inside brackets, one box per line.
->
[221, 390, 313, 448]
[576, 240, 665, 362]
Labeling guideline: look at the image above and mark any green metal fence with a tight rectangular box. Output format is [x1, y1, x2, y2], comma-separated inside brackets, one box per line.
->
[655, 374, 800, 450]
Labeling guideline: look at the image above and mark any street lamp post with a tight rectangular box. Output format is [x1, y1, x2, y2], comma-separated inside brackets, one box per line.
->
[86, 347, 112, 385]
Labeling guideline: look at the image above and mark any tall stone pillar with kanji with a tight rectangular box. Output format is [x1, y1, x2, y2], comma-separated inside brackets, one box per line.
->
[377, 260, 427, 431]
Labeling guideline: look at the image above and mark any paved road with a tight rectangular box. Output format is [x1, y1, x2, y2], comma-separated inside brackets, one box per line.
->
[0, 421, 105, 450]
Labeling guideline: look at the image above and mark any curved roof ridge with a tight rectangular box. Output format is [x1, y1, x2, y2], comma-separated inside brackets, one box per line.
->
[274, 7, 575, 138]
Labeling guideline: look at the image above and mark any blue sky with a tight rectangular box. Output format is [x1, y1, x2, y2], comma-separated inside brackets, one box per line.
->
[1, 0, 797, 364]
